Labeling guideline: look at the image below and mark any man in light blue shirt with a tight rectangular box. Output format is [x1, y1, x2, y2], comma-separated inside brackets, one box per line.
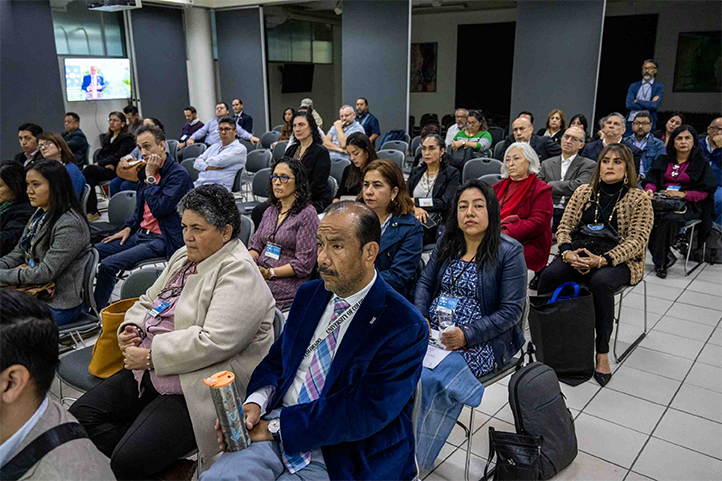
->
[186, 102, 259, 147]
[194, 116, 247, 191]
[323, 105, 365, 161]
[623, 110, 666, 179]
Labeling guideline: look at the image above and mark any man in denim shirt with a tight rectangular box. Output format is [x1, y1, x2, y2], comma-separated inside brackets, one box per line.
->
[623, 111, 665, 180]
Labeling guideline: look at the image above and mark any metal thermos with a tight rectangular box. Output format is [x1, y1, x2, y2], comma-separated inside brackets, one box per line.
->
[204, 371, 251, 452]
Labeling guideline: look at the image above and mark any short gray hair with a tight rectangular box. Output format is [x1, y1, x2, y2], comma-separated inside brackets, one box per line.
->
[340, 104, 354, 114]
[177, 184, 241, 239]
[605, 112, 625, 124]
[500, 142, 541, 179]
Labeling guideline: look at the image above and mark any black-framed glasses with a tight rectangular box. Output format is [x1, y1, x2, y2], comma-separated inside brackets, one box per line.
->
[218, 127, 234, 132]
[632, 121, 652, 126]
[271, 174, 294, 184]
[38, 141, 54, 149]
[562, 134, 583, 143]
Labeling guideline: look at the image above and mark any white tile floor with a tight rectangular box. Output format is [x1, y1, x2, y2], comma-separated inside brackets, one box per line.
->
[420, 257, 722, 481]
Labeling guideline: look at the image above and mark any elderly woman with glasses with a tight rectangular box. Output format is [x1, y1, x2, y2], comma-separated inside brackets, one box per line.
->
[248, 157, 320, 309]
[493, 142, 553, 286]
[70, 184, 276, 480]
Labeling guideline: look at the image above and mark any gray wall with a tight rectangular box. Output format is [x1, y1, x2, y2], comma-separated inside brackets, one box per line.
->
[1, 0, 66, 159]
[215, 7, 268, 134]
[131, 6, 190, 140]
[510, 0, 606, 126]
[342, 0, 410, 133]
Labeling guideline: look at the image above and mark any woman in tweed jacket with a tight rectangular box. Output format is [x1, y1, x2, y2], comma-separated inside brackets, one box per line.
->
[538, 144, 653, 386]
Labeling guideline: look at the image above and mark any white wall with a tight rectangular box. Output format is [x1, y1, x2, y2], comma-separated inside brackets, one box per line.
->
[57, 57, 129, 155]
[409, 8, 516, 121]
[606, 1, 722, 114]
[185, 7, 217, 122]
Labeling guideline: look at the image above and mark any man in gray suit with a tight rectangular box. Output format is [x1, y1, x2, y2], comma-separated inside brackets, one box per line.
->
[538, 126, 596, 232]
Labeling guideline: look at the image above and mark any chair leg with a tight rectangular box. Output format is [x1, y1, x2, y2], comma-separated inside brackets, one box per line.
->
[465, 407, 474, 481]
[614, 281, 648, 363]
[684, 223, 705, 276]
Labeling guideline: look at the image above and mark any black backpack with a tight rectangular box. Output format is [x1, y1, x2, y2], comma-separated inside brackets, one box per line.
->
[508, 344, 578, 479]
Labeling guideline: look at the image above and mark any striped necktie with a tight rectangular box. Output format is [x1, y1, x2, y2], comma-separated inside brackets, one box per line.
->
[282, 297, 350, 473]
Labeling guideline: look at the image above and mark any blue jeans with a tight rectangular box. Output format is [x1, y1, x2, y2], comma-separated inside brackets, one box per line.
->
[109, 177, 139, 197]
[50, 304, 83, 326]
[715, 186, 722, 226]
[94, 231, 166, 310]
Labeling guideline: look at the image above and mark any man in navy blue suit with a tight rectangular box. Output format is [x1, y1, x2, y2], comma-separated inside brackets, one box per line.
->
[625, 59, 664, 134]
[202, 201, 428, 481]
[81, 65, 105, 100]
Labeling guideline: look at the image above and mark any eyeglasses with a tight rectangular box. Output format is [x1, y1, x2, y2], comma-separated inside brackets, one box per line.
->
[218, 127, 235, 133]
[38, 141, 53, 149]
[271, 174, 294, 184]
[632, 121, 652, 126]
[709, 126, 722, 132]
[562, 134, 583, 143]
[642, 66, 657, 71]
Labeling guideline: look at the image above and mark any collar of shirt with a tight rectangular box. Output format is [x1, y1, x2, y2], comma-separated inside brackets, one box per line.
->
[561, 153, 577, 164]
[190, 119, 200, 126]
[336, 270, 377, 313]
[26, 150, 38, 160]
[380, 214, 393, 235]
[0, 396, 49, 467]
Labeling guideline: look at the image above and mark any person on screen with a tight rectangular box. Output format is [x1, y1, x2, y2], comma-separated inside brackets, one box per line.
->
[81, 66, 105, 100]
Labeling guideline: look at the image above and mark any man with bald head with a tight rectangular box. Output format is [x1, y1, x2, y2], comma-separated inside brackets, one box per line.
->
[538, 126, 597, 232]
[581, 112, 642, 175]
[202, 201, 427, 481]
[323, 105, 365, 161]
[495, 115, 560, 161]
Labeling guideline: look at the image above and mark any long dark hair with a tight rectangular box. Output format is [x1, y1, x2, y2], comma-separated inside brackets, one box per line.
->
[437, 180, 501, 269]
[107, 111, 128, 137]
[569, 114, 589, 134]
[589, 144, 638, 196]
[361, 159, 415, 216]
[0, 160, 29, 204]
[467, 110, 488, 133]
[267, 157, 311, 217]
[666, 125, 702, 163]
[421, 134, 450, 169]
[28, 160, 89, 233]
[292, 111, 323, 145]
[38, 132, 76, 165]
[345, 132, 378, 189]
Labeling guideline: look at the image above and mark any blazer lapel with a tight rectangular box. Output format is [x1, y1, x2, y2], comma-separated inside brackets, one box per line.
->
[379, 221, 402, 254]
[323, 276, 387, 394]
[549, 157, 562, 181]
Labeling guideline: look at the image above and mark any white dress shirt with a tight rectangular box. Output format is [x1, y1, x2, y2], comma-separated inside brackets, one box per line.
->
[445, 124, 461, 147]
[193, 139, 247, 191]
[0, 396, 49, 467]
[560, 153, 577, 180]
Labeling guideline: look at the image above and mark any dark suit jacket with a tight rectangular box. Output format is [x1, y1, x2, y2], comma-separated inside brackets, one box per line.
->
[247, 276, 428, 481]
[96, 132, 136, 168]
[285, 142, 332, 212]
[236, 112, 254, 134]
[537, 154, 597, 204]
[375, 213, 423, 298]
[81, 74, 105, 92]
[494, 134, 561, 161]
[13, 150, 43, 168]
[407, 164, 461, 221]
[62, 128, 89, 165]
[581, 139, 642, 176]
[0, 201, 35, 257]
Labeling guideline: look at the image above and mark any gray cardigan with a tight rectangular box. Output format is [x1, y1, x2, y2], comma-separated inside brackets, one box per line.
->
[0, 209, 91, 310]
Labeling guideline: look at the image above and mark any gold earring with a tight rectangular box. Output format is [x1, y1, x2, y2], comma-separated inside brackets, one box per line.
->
[624, 172, 628, 183]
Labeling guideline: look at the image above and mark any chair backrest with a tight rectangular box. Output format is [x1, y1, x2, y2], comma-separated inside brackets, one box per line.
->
[273, 308, 285, 341]
[106, 190, 137, 226]
[377, 149, 405, 171]
[166, 139, 179, 162]
[82, 248, 100, 316]
[272, 141, 288, 161]
[441, 114, 455, 130]
[380, 140, 409, 154]
[120, 268, 164, 300]
[260, 131, 281, 149]
[479, 173, 503, 186]
[462, 158, 503, 182]
[329, 159, 351, 186]
[272, 124, 284, 132]
[494, 141, 507, 160]
[181, 159, 199, 182]
[252, 168, 272, 198]
[92, 148, 100, 164]
[246, 149, 272, 174]
[181, 143, 207, 160]
[240, 214, 255, 247]
[232, 169, 244, 192]
[327, 175, 338, 198]
[80, 184, 91, 215]
[239, 138, 257, 152]
[409, 135, 422, 155]
[488, 126, 504, 146]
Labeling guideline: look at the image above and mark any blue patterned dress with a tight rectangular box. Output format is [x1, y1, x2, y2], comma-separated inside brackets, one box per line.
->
[429, 259, 496, 377]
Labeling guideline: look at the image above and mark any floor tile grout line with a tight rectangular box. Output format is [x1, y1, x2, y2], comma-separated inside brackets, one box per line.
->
[647, 433, 722, 462]
[578, 410, 662, 438]
[626, 314, 722, 475]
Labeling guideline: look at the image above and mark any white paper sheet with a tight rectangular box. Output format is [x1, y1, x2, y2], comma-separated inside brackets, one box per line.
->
[423, 342, 451, 370]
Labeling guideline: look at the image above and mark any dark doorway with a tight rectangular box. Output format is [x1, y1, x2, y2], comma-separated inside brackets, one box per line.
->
[456, 22, 515, 128]
[595, 14, 658, 127]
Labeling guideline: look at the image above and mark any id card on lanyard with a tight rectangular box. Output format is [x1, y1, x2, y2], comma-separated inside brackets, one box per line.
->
[265, 243, 281, 260]
[419, 198, 433, 208]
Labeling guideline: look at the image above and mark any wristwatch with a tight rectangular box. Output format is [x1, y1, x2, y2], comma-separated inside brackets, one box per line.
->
[462, 140, 467, 147]
[268, 418, 281, 443]
[270, 268, 277, 279]
[145, 175, 157, 185]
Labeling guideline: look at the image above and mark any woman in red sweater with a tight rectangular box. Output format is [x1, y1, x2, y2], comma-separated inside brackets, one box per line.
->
[494, 142, 553, 288]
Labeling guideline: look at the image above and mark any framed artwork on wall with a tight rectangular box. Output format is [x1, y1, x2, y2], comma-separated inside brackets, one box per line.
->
[673, 31, 722, 92]
[410, 42, 437, 93]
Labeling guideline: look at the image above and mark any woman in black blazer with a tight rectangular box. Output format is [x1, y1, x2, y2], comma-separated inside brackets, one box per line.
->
[81, 111, 135, 218]
[407, 134, 461, 245]
[0, 161, 35, 257]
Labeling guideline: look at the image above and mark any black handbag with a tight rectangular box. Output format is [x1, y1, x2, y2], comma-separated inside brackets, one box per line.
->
[483, 426, 542, 481]
[570, 222, 620, 256]
[652, 193, 687, 213]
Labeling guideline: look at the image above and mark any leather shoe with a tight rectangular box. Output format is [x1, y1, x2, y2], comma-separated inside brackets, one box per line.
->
[594, 371, 612, 387]
[666, 252, 677, 269]
[529, 272, 541, 290]
[655, 266, 667, 279]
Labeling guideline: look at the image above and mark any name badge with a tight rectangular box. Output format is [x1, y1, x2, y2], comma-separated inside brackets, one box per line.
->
[180, 134, 188, 141]
[438, 296, 459, 310]
[149, 301, 169, 318]
[265, 243, 281, 260]
[667, 185, 681, 191]
[27, 258, 35, 267]
[587, 223, 605, 231]
[419, 198, 433, 208]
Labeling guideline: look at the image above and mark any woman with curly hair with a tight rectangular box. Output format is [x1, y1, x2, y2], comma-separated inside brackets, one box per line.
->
[248, 157, 320, 309]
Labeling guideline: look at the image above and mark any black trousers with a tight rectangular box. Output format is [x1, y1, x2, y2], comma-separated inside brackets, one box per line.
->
[648, 210, 699, 268]
[69, 369, 196, 480]
[82, 164, 117, 214]
[537, 257, 630, 354]
[552, 207, 565, 235]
